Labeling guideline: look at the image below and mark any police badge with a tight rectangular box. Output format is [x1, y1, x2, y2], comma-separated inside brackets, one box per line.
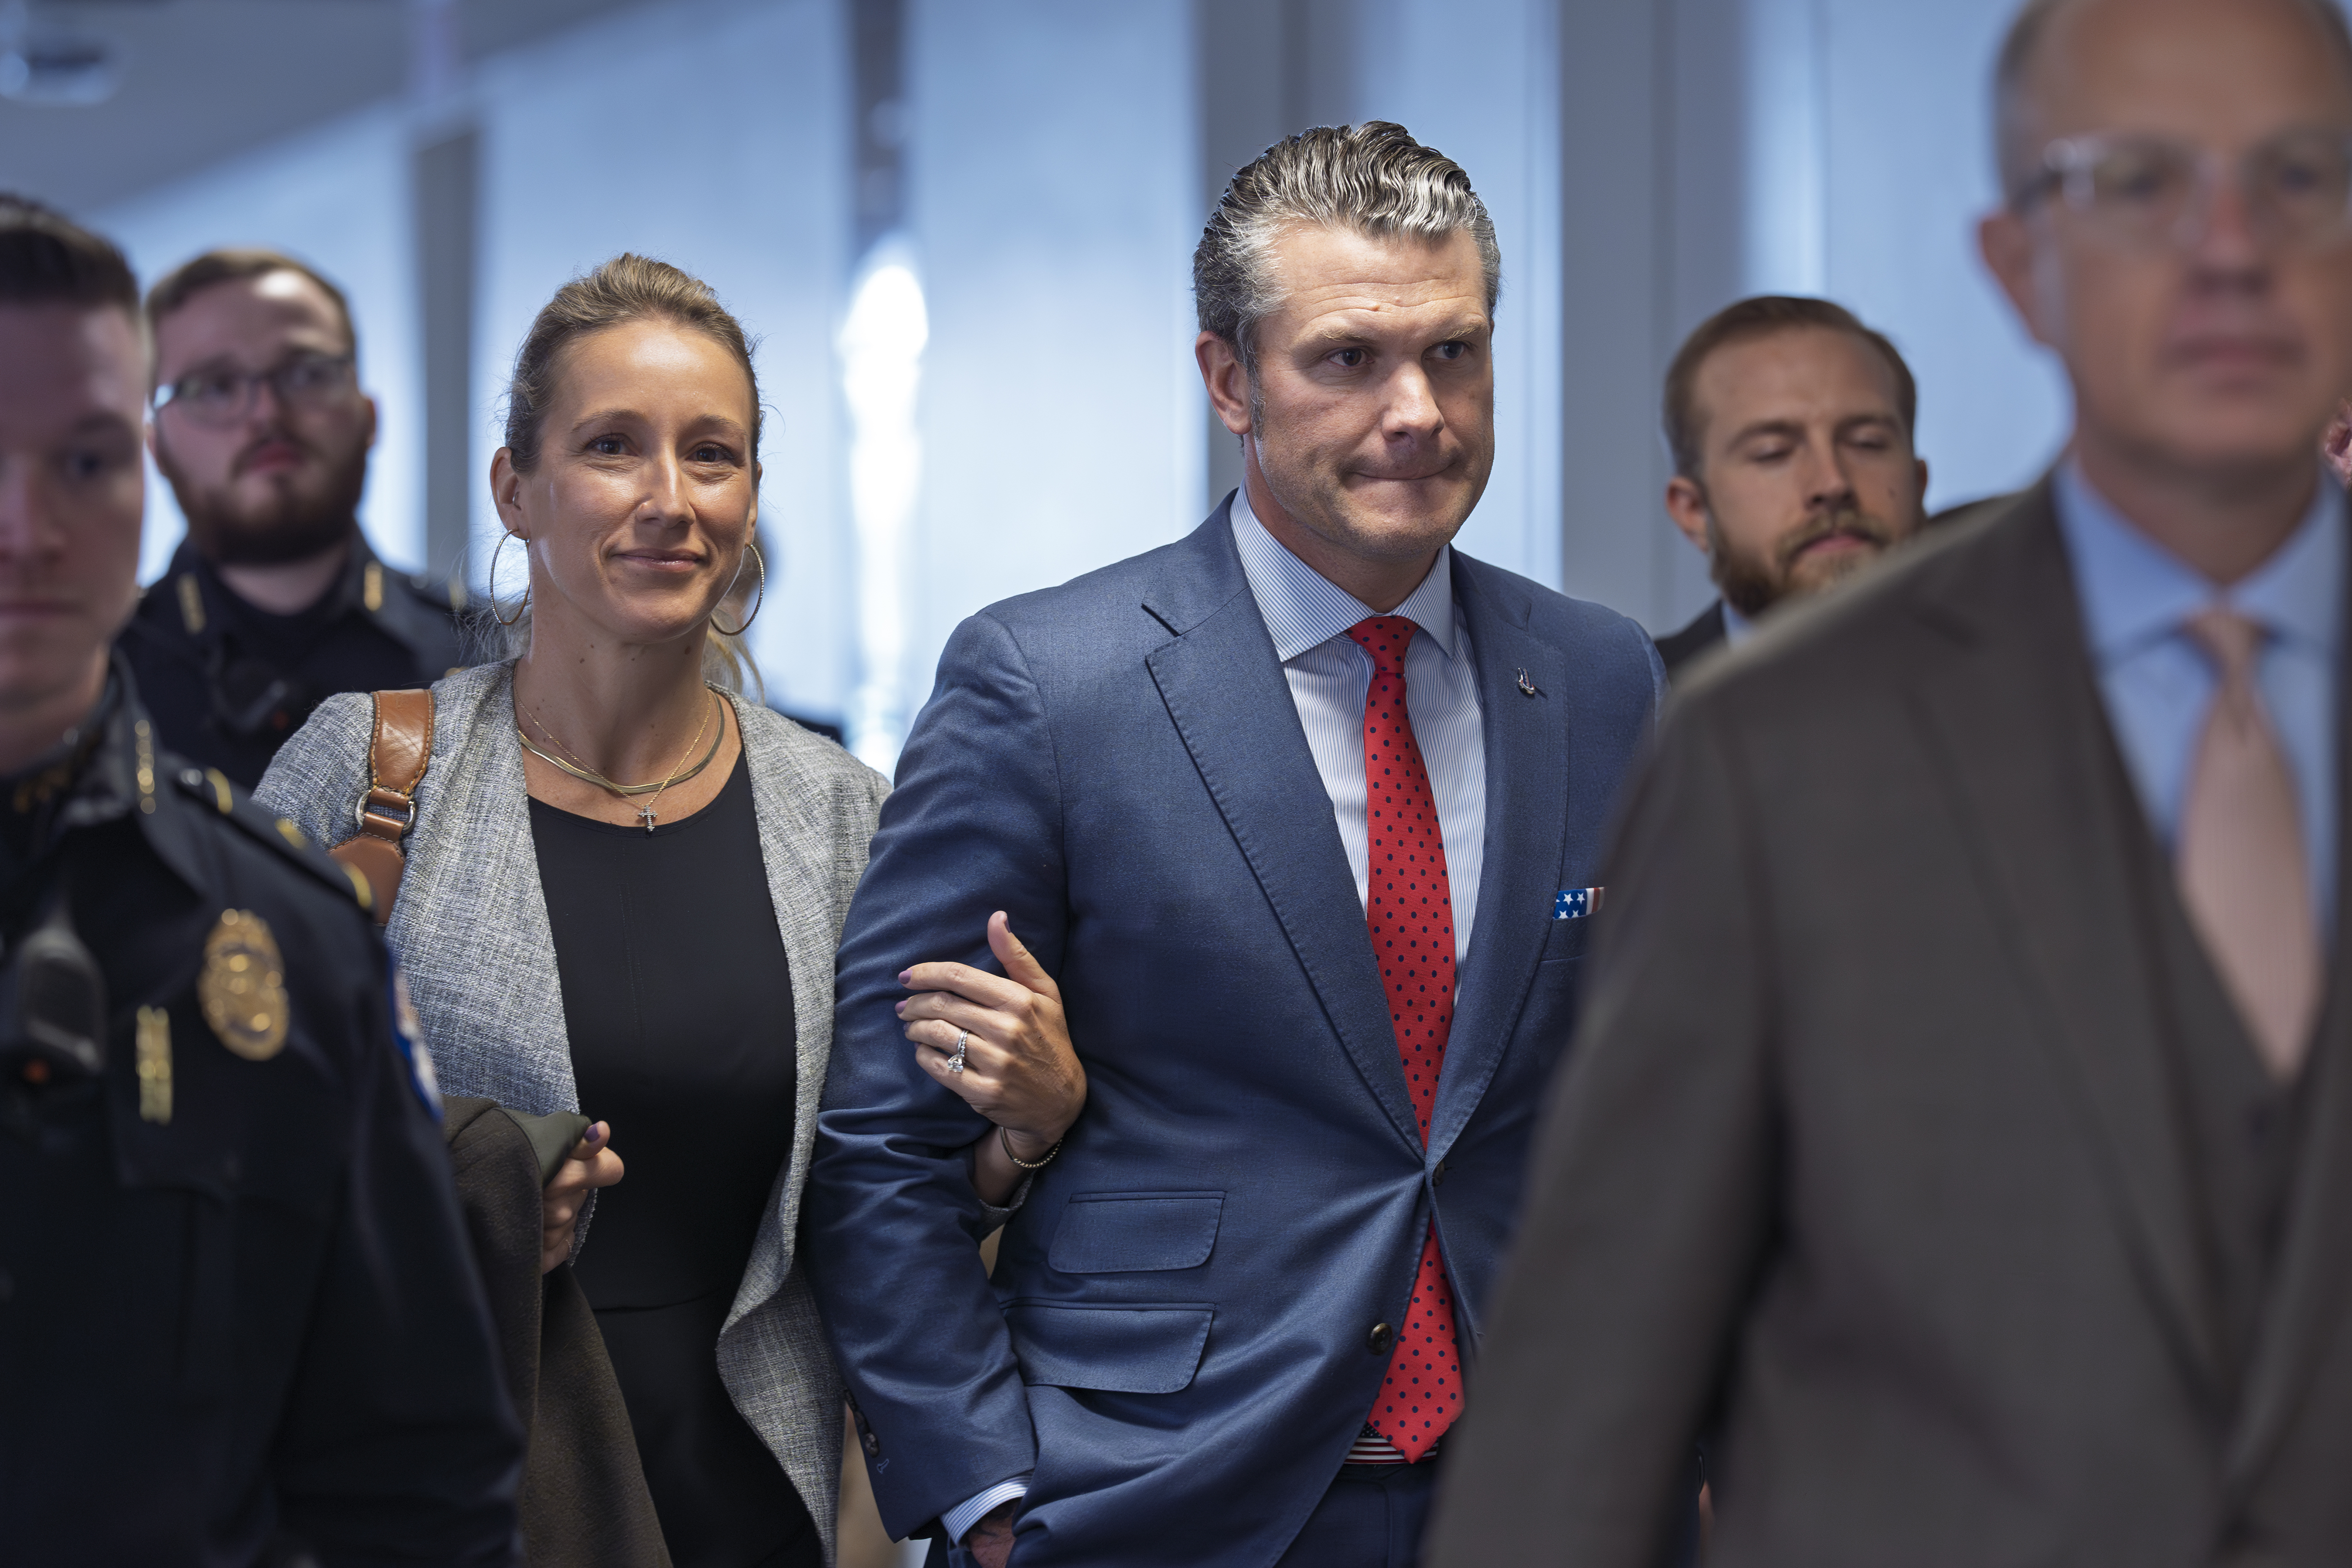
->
[198, 909, 290, 1061]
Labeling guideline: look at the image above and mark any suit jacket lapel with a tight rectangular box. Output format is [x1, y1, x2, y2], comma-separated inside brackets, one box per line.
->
[2228, 561, 2352, 1491]
[1906, 489, 2225, 1391]
[399, 662, 581, 1120]
[1428, 561, 1570, 1164]
[1143, 515, 1425, 1155]
[732, 701, 848, 1302]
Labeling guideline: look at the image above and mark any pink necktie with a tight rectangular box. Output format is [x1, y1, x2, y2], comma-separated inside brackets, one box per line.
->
[1348, 615, 1464, 1463]
[2176, 609, 2322, 1080]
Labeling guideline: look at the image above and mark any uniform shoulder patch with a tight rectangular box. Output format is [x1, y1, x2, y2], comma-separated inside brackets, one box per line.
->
[400, 568, 465, 612]
[366, 567, 471, 670]
[171, 766, 374, 915]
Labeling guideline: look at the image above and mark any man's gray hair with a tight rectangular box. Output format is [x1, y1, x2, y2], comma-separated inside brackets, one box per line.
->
[1194, 122, 1500, 379]
[1994, 0, 2352, 203]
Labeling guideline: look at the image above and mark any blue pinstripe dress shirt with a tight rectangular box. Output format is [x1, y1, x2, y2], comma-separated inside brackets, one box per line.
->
[1229, 486, 1488, 968]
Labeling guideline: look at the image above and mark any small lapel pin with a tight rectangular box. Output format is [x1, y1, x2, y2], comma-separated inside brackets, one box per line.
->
[1515, 668, 1542, 698]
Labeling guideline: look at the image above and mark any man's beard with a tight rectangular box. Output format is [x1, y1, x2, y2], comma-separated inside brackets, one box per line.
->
[165, 433, 366, 568]
[1708, 503, 1906, 619]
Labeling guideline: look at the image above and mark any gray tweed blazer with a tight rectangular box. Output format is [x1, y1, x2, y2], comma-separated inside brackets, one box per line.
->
[257, 659, 888, 1564]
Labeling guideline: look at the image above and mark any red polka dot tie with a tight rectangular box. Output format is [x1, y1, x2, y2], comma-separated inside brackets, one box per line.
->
[1349, 614, 1464, 1463]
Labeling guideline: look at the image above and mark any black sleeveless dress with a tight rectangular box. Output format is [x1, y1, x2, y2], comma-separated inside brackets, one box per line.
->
[530, 758, 818, 1568]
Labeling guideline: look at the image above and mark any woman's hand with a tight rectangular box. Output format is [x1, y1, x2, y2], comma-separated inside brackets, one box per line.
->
[542, 1121, 625, 1274]
[897, 912, 1086, 1205]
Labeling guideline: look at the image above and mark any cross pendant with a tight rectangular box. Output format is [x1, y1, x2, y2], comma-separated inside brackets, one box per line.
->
[637, 804, 658, 834]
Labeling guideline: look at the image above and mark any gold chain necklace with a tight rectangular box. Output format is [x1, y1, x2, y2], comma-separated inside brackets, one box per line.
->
[517, 685, 724, 833]
[520, 682, 723, 787]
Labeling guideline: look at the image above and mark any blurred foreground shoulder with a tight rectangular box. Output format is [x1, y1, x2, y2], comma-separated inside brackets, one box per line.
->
[1665, 488, 2028, 733]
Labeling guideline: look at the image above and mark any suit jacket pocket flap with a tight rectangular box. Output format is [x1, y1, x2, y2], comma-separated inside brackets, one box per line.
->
[1048, 1190, 1225, 1273]
[1537, 915, 1591, 964]
[1004, 1302, 1213, 1394]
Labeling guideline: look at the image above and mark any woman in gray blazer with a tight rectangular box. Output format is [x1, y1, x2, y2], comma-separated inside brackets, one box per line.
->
[259, 256, 1081, 1568]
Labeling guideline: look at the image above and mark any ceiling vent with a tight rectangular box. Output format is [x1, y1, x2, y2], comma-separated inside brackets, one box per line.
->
[0, 1, 123, 107]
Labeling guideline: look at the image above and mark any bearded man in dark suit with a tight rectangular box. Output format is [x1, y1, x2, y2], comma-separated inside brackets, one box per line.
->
[1652, 296, 1929, 681]
[1431, 0, 2352, 1562]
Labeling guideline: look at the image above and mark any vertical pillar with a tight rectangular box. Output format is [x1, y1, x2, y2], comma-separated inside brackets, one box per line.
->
[852, 0, 907, 254]
[1741, 0, 1827, 295]
[1554, 0, 1749, 628]
[1192, 0, 1359, 512]
[413, 125, 477, 587]
[1554, 0, 1671, 621]
[843, 0, 925, 770]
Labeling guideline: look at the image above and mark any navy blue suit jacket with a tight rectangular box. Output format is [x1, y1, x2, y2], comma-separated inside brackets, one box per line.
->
[805, 501, 1660, 1566]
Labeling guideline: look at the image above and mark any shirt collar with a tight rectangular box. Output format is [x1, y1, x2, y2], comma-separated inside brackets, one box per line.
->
[171, 528, 374, 633]
[1229, 486, 1457, 663]
[1720, 600, 1756, 648]
[0, 667, 134, 870]
[2053, 459, 2343, 666]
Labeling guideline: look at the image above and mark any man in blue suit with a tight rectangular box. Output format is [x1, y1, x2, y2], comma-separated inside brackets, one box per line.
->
[805, 122, 1661, 1567]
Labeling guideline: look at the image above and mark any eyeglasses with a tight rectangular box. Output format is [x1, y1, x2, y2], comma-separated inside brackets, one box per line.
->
[2015, 128, 2352, 253]
[152, 351, 356, 428]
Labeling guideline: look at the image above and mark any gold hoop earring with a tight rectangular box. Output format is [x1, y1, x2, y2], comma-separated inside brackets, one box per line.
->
[715, 540, 765, 636]
[490, 531, 532, 627]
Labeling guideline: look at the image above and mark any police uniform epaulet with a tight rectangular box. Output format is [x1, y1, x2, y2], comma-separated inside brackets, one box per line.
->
[405, 569, 468, 616]
[169, 766, 376, 918]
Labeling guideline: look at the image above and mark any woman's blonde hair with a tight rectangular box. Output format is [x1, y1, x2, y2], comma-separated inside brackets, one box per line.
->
[492, 253, 764, 696]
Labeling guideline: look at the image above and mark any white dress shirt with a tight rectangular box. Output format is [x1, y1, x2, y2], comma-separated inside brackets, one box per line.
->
[939, 491, 1490, 1541]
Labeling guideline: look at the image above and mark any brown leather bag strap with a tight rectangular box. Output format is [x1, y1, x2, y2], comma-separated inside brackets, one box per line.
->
[330, 689, 434, 926]
[355, 688, 434, 840]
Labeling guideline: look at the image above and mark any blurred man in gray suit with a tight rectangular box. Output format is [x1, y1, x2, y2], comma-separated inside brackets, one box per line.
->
[1429, 0, 2352, 1563]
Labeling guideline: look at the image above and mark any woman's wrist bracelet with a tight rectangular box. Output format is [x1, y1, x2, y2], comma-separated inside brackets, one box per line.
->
[1000, 1125, 1063, 1171]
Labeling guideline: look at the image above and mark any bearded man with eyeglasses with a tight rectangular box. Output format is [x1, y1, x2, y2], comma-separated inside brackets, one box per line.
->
[119, 250, 467, 785]
[1429, 0, 2352, 1563]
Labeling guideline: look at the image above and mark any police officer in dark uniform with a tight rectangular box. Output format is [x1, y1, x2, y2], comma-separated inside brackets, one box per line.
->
[0, 197, 521, 1563]
[119, 246, 469, 788]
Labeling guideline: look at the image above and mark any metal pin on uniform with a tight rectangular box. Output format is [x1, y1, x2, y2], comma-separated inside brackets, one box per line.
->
[136, 1007, 171, 1124]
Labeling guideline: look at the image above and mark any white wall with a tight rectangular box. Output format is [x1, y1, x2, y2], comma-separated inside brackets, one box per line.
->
[90, 0, 2084, 706]
[1559, 0, 2076, 635]
[95, 0, 854, 720]
[94, 103, 428, 585]
[470, 0, 852, 721]
[893, 0, 1199, 732]
[1809, 0, 2072, 511]
[1355, 0, 1565, 591]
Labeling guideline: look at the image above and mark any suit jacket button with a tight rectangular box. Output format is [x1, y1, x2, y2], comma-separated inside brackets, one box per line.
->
[1431, 1158, 1448, 1185]
[861, 1429, 880, 1457]
[1367, 1322, 1394, 1354]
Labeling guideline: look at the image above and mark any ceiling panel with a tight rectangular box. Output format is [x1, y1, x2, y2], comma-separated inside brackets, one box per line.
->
[0, 0, 648, 212]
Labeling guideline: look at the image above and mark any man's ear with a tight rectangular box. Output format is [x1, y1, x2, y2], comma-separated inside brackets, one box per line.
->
[1196, 331, 1253, 437]
[1978, 209, 2056, 349]
[1663, 474, 1713, 556]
